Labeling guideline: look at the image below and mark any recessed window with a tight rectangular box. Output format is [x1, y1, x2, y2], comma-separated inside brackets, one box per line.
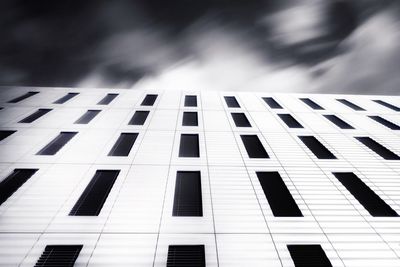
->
[323, 115, 354, 129]
[35, 245, 83, 267]
[167, 245, 205, 267]
[179, 134, 199, 157]
[184, 95, 197, 107]
[97, 93, 118, 105]
[53, 93, 79, 104]
[333, 172, 398, 217]
[369, 116, 400, 130]
[108, 133, 138, 156]
[355, 137, 400, 160]
[74, 110, 101, 124]
[172, 171, 202, 216]
[256, 172, 302, 217]
[373, 100, 400, 112]
[8, 91, 39, 103]
[69, 170, 119, 216]
[231, 113, 251, 127]
[19, 109, 52, 123]
[224, 96, 240, 108]
[287, 244, 333, 267]
[0, 169, 38, 206]
[0, 130, 16, 142]
[262, 97, 283, 109]
[298, 136, 336, 159]
[141, 94, 158, 106]
[182, 112, 198, 126]
[128, 111, 150, 125]
[278, 114, 303, 128]
[240, 135, 269, 158]
[36, 132, 77, 155]
[336, 99, 365, 111]
[300, 98, 324, 110]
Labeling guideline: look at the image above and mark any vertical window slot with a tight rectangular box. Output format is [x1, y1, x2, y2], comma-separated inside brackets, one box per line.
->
[19, 109, 52, 123]
[298, 136, 336, 159]
[256, 172, 303, 217]
[240, 135, 269, 158]
[278, 114, 303, 128]
[287, 244, 333, 267]
[333, 172, 398, 217]
[300, 98, 324, 110]
[184, 95, 197, 107]
[53, 93, 79, 104]
[141, 94, 158, 106]
[179, 134, 200, 157]
[69, 170, 119, 216]
[224, 96, 240, 108]
[0, 169, 38, 206]
[8, 91, 39, 103]
[97, 93, 118, 105]
[128, 111, 150, 125]
[355, 137, 400, 160]
[74, 110, 101, 124]
[172, 171, 202, 216]
[262, 97, 283, 109]
[108, 133, 138, 156]
[37, 132, 77, 155]
[323, 115, 354, 129]
[231, 113, 251, 127]
[182, 112, 198, 126]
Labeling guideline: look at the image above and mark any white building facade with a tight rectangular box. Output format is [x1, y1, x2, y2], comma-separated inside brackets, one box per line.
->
[0, 87, 400, 266]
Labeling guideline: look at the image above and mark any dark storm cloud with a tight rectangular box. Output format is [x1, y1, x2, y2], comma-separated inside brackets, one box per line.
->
[0, 0, 399, 94]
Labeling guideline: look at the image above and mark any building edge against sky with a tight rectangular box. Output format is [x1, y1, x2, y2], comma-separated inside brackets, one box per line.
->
[0, 86, 400, 266]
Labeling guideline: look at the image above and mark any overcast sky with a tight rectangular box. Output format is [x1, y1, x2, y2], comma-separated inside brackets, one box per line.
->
[0, 0, 399, 95]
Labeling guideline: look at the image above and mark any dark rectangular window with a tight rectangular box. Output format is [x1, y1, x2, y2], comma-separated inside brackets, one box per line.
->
[262, 97, 283, 109]
[231, 113, 251, 127]
[53, 93, 79, 104]
[300, 98, 324, 110]
[333, 172, 398, 217]
[355, 137, 400, 160]
[298, 136, 336, 159]
[0, 169, 38, 206]
[141, 94, 158, 106]
[179, 134, 199, 157]
[184, 95, 197, 107]
[373, 100, 400, 111]
[37, 132, 77, 155]
[172, 171, 202, 216]
[19, 109, 52, 123]
[34, 245, 83, 267]
[108, 133, 138, 156]
[182, 112, 198, 126]
[128, 111, 150, 125]
[336, 99, 365, 111]
[323, 115, 354, 129]
[224, 96, 240, 108]
[369, 116, 400, 130]
[278, 114, 303, 128]
[167, 245, 205, 267]
[69, 170, 119, 216]
[8, 91, 39, 103]
[74, 110, 101, 124]
[287, 244, 332, 267]
[0, 130, 16, 142]
[256, 172, 302, 217]
[240, 135, 269, 158]
[97, 93, 118, 105]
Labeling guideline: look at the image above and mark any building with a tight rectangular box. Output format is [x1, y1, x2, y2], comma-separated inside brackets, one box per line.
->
[0, 86, 400, 266]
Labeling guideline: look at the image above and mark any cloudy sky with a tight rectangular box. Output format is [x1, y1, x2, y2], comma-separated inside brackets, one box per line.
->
[0, 0, 399, 94]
